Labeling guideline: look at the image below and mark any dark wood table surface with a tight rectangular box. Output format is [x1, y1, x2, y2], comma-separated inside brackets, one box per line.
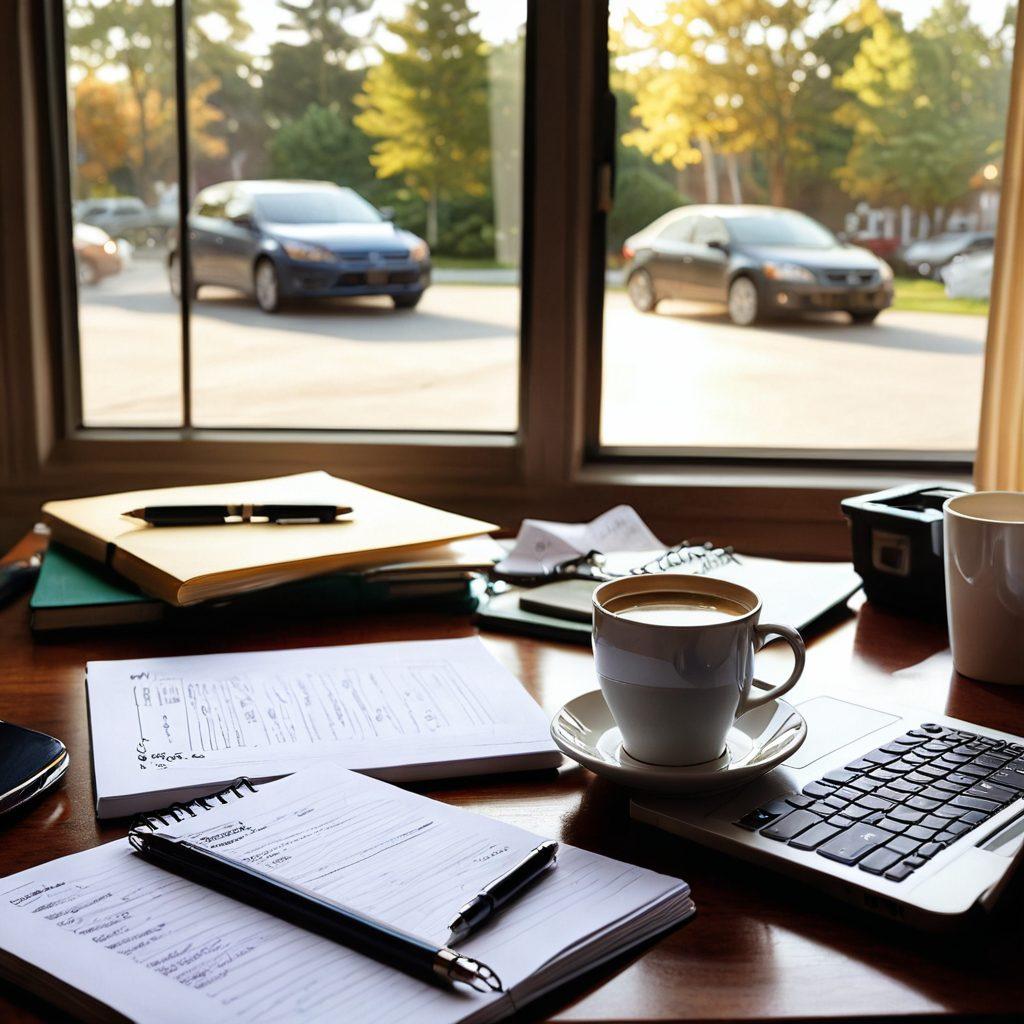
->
[1, 532, 1022, 1022]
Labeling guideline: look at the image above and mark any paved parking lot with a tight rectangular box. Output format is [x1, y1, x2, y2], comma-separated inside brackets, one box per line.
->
[79, 261, 985, 451]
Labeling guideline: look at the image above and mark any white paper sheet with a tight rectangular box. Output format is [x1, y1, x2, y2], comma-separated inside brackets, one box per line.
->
[87, 637, 560, 817]
[0, 767, 692, 1024]
[496, 506, 662, 577]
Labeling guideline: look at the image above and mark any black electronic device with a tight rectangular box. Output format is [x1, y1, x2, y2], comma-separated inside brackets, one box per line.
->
[0, 721, 69, 819]
[840, 482, 972, 616]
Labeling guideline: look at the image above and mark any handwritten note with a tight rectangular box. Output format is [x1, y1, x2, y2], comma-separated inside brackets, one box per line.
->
[88, 638, 560, 817]
[0, 767, 693, 1024]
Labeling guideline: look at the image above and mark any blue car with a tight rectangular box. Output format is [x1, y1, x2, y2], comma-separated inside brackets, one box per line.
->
[168, 180, 431, 312]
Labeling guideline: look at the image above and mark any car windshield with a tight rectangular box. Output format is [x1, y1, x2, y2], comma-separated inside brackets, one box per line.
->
[726, 212, 837, 249]
[254, 190, 381, 225]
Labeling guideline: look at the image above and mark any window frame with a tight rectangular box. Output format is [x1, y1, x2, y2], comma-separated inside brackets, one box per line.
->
[0, 0, 978, 562]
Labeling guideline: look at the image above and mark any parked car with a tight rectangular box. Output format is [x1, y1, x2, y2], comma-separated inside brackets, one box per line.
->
[941, 249, 993, 300]
[167, 180, 431, 313]
[75, 196, 174, 249]
[901, 231, 994, 280]
[623, 205, 894, 326]
[73, 223, 122, 286]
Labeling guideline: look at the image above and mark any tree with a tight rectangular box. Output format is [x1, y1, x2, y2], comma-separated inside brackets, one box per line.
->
[67, 0, 248, 198]
[269, 104, 376, 194]
[616, 0, 844, 207]
[71, 73, 227, 199]
[354, 0, 491, 246]
[261, 0, 374, 121]
[835, 0, 1015, 211]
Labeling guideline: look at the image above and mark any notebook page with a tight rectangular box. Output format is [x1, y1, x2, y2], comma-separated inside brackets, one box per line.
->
[0, 767, 689, 1024]
[88, 638, 560, 813]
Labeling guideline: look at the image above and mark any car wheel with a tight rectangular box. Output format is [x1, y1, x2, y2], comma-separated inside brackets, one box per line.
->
[727, 276, 760, 326]
[254, 258, 281, 313]
[392, 292, 423, 310]
[627, 269, 658, 313]
[168, 252, 198, 300]
[77, 258, 99, 288]
[850, 310, 880, 325]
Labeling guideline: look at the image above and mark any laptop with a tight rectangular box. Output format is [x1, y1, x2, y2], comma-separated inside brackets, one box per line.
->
[630, 694, 1024, 930]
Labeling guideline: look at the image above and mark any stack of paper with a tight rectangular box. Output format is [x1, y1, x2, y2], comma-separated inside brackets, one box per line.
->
[87, 637, 563, 818]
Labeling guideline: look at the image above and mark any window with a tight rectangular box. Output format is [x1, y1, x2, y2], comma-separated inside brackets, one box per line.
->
[602, 0, 1016, 461]
[59, 0, 527, 434]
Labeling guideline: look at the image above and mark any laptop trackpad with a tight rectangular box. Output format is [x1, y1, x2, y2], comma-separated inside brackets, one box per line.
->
[786, 696, 900, 769]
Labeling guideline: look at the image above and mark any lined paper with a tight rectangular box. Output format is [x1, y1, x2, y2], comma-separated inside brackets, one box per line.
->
[0, 767, 692, 1024]
[87, 638, 561, 817]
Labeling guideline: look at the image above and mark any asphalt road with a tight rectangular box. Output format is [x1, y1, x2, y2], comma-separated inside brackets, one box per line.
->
[78, 261, 985, 451]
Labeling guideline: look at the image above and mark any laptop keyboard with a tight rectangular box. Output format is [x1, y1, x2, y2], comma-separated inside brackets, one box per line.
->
[735, 723, 1024, 882]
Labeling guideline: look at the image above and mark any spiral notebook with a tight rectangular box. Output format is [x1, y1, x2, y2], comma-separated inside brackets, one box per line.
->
[0, 766, 694, 1024]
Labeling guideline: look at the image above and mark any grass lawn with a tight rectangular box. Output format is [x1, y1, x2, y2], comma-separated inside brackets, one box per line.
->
[893, 277, 989, 316]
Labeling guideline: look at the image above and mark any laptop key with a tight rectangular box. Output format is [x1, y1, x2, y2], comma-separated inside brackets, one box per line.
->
[951, 794, 1000, 814]
[856, 795, 895, 812]
[888, 805, 924, 824]
[934, 805, 966, 820]
[932, 779, 968, 795]
[834, 786, 861, 802]
[845, 758, 874, 772]
[874, 786, 907, 803]
[842, 805, 872, 821]
[736, 807, 783, 830]
[919, 786, 952, 801]
[858, 847, 903, 875]
[785, 793, 815, 808]
[990, 764, 1024, 791]
[850, 777, 881, 794]
[829, 815, 855, 829]
[906, 824, 937, 841]
[918, 842, 945, 858]
[816, 824, 892, 865]
[918, 765, 947, 780]
[975, 753, 1012, 769]
[906, 771, 934, 784]
[906, 795, 942, 812]
[966, 781, 1017, 804]
[864, 749, 900, 766]
[945, 821, 972, 837]
[788, 822, 842, 850]
[957, 763, 991, 779]
[761, 809, 822, 841]
[869, 768, 901, 783]
[823, 769, 857, 786]
[802, 781, 833, 799]
[875, 817, 909, 834]
[887, 835, 920, 856]
[890, 778, 922, 795]
[884, 862, 916, 882]
[920, 814, 948, 830]
[962, 810, 990, 825]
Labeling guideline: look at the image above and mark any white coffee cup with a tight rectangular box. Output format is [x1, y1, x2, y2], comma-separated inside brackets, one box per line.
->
[944, 491, 1024, 685]
[592, 574, 805, 766]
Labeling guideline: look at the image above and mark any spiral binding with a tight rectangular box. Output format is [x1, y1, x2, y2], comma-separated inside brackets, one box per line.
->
[128, 777, 258, 852]
[628, 540, 741, 578]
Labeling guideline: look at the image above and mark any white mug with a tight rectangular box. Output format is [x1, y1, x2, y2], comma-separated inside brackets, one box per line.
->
[944, 491, 1024, 685]
[592, 574, 805, 766]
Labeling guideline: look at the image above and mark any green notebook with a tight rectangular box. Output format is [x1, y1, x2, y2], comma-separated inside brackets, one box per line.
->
[30, 544, 481, 633]
[30, 544, 163, 631]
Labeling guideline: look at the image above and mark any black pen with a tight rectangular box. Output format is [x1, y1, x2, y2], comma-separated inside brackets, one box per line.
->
[128, 830, 502, 993]
[448, 840, 558, 942]
[123, 503, 353, 526]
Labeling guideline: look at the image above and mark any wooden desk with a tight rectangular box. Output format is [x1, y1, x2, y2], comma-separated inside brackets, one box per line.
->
[0, 533, 1021, 1022]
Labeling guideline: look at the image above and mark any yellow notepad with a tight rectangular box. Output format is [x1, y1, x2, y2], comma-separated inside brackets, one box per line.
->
[42, 471, 496, 606]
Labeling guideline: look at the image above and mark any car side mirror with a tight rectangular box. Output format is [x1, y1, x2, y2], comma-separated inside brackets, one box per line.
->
[379, 206, 395, 222]
[231, 212, 255, 230]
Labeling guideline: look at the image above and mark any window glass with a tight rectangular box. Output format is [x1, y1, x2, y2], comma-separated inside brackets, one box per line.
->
[604, 0, 1015, 456]
[693, 217, 728, 247]
[63, 0, 183, 427]
[62, 0, 527, 434]
[185, 0, 527, 432]
[659, 216, 694, 243]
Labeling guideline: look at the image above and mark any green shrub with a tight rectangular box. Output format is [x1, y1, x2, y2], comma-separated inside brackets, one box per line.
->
[608, 169, 687, 255]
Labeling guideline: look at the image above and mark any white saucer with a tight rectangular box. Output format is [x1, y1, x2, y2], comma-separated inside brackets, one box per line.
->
[550, 689, 807, 795]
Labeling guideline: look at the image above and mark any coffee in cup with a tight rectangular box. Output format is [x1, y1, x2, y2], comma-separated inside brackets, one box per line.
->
[592, 575, 805, 766]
